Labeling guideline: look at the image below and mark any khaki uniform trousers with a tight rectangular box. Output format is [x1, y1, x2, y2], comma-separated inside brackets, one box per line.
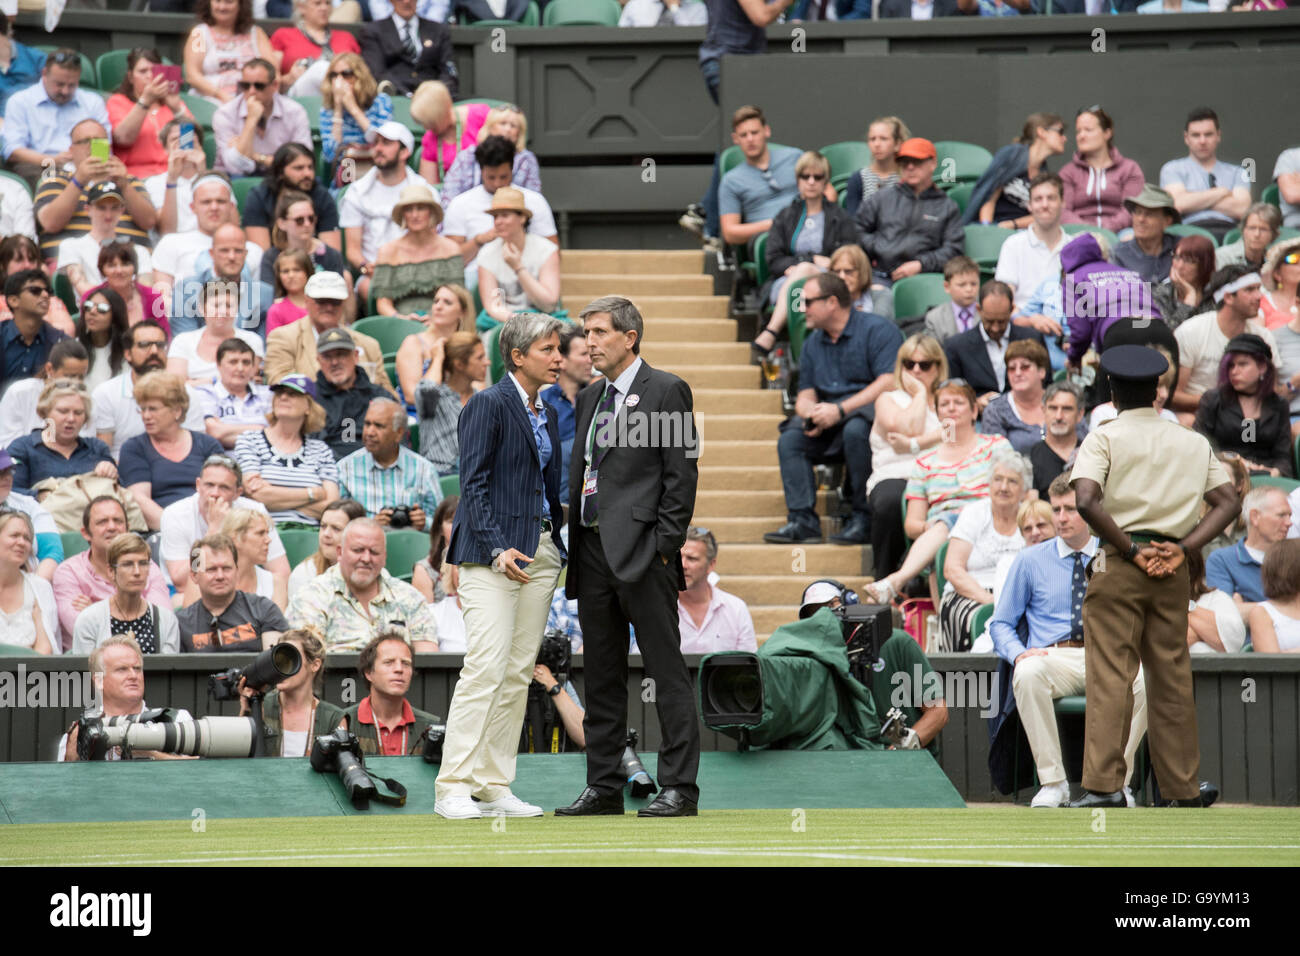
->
[1081, 542, 1200, 799]
[435, 532, 561, 802]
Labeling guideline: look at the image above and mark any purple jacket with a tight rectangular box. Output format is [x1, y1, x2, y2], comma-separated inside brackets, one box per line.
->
[1059, 147, 1145, 232]
[1062, 233, 1160, 364]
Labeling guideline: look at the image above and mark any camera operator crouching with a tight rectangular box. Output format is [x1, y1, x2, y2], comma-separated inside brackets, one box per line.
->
[522, 628, 586, 753]
[341, 629, 444, 755]
[237, 628, 348, 758]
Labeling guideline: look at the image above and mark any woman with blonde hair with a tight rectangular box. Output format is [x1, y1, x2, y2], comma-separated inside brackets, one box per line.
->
[843, 116, 909, 217]
[866, 334, 947, 580]
[319, 53, 392, 176]
[411, 81, 490, 187]
[7, 379, 116, 494]
[415, 331, 488, 474]
[240, 627, 348, 757]
[207, 507, 284, 609]
[287, 498, 366, 600]
[440, 103, 541, 205]
[372, 184, 465, 319]
[0, 510, 56, 655]
[395, 282, 475, 414]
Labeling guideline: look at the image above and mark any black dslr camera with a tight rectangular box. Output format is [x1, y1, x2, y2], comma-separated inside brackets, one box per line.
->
[419, 719, 448, 764]
[535, 628, 571, 684]
[388, 504, 413, 529]
[208, 643, 302, 702]
[311, 727, 382, 809]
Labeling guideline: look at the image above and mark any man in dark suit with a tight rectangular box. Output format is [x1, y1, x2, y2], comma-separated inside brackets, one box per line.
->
[359, 0, 459, 98]
[943, 280, 1047, 413]
[434, 314, 567, 820]
[877, 0, 966, 15]
[555, 295, 701, 818]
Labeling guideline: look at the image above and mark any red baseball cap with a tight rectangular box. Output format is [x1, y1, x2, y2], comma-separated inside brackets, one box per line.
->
[897, 138, 937, 161]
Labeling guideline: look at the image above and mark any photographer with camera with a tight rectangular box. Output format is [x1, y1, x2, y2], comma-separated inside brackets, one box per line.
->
[336, 397, 442, 530]
[178, 534, 290, 653]
[58, 635, 193, 761]
[239, 628, 346, 758]
[341, 629, 443, 755]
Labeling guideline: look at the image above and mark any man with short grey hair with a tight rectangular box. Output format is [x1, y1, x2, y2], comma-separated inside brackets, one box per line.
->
[1206, 484, 1292, 624]
[1028, 381, 1087, 500]
[337, 396, 441, 529]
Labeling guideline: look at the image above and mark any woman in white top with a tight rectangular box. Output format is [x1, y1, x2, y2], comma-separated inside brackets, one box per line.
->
[184, 508, 282, 609]
[477, 187, 560, 329]
[1089, 344, 1180, 430]
[867, 333, 945, 581]
[287, 498, 366, 600]
[939, 448, 1031, 652]
[72, 532, 180, 655]
[182, 0, 276, 106]
[1186, 546, 1247, 654]
[0, 511, 56, 654]
[1248, 539, 1300, 653]
[167, 283, 265, 386]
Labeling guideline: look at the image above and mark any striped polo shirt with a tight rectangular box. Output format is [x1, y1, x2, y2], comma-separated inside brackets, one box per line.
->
[34, 172, 154, 258]
[905, 432, 1010, 522]
[233, 429, 339, 525]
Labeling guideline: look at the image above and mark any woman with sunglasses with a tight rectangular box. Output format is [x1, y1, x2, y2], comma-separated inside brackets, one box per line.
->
[1194, 333, 1293, 478]
[1153, 234, 1215, 329]
[0, 236, 74, 335]
[866, 334, 947, 582]
[84, 241, 169, 339]
[107, 48, 192, 180]
[319, 53, 392, 178]
[865, 378, 1010, 605]
[439, 105, 541, 206]
[964, 113, 1068, 229]
[753, 151, 859, 356]
[271, 0, 362, 95]
[0, 511, 56, 655]
[980, 339, 1059, 455]
[1260, 236, 1300, 331]
[183, 0, 275, 106]
[71, 531, 180, 655]
[259, 190, 350, 303]
[74, 286, 131, 394]
[1059, 106, 1145, 233]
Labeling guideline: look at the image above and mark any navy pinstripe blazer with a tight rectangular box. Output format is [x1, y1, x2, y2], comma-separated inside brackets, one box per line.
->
[446, 376, 567, 568]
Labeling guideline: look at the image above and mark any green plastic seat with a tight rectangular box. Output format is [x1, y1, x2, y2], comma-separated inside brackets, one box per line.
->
[278, 529, 320, 568]
[1294, 434, 1300, 480]
[1053, 695, 1087, 716]
[95, 51, 175, 97]
[439, 474, 460, 498]
[60, 531, 89, 558]
[963, 224, 1012, 270]
[352, 316, 425, 359]
[1167, 223, 1220, 247]
[180, 93, 217, 131]
[1263, 183, 1280, 209]
[1223, 227, 1242, 246]
[297, 95, 324, 134]
[385, 529, 430, 582]
[231, 177, 261, 215]
[891, 273, 949, 321]
[934, 141, 992, 188]
[970, 603, 994, 644]
[53, 272, 79, 318]
[719, 144, 744, 179]
[487, 325, 506, 384]
[460, 0, 540, 24]
[542, 0, 621, 25]
[454, 97, 514, 111]
[0, 169, 32, 198]
[820, 141, 871, 195]
[36, 48, 95, 89]
[947, 182, 976, 216]
[785, 276, 811, 362]
[1249, 475, 1300, 494]
[934, 539, 949, 598]
[750, 231, 770, 287]
[1061, 222, 1121, 251]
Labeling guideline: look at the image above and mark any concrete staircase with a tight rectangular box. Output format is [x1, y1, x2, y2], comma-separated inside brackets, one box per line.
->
[562, 250, 873, 641]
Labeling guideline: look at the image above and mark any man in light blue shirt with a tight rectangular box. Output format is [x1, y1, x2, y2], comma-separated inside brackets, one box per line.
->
[718, 105, 801, 247]
[338, 397, 442, 530]
[1159, 107, 1252, 242]
[990, 474, 1147, 808]
[2, 49, 109, 188]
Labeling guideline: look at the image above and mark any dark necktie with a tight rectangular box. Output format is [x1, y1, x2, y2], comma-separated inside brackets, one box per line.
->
[582, 383, 619, 527]
[1070, 552, 1086, 642]
[402, 21, 420, 64]
[1207, 173, 1217, 188]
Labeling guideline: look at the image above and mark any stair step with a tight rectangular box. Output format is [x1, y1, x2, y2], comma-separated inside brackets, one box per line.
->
[699, 413, 784, 442]
[693, 389, 783, 415]
[694, 488, 841, 517]
[720, 574, 876, 606]
[638, 318, 737, 342]
[693, 516, 848, 543]
[631, 296, 729, 319]
[714, 543, 869, 576]
[562, 250, 705, 275]
[673, 365, 763, 390]
[563, 274, 714, 297]
[641, 342, 751, 365]
[691, 439, 779, 466]
[697, 465, 783, 491]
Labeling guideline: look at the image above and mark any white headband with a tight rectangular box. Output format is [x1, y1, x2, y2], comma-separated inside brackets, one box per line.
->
[192, 174, 234, 200]
[1213, 272, 1261, 304]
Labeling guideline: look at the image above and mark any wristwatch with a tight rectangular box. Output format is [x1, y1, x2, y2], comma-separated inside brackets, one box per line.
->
[489, 547, 505, 573]
[1124, 540, 1141, 563]
[547, 684, 562, 698]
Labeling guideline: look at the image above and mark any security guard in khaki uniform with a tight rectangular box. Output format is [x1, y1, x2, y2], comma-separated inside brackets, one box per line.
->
[1068, 346, 1239, 808]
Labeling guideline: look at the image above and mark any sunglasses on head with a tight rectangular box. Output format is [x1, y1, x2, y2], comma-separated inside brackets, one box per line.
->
[1076, 104, 1103, 117]
[938, 377, 970, 390]
[903, 359, 936, 372]
[47, 50, 81, 67]
[237, 80, 271, 92]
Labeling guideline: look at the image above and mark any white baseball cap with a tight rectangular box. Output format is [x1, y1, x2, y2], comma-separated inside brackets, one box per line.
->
[373, 120, 414, 153]
[799, 581, 842, 619]
[305, 271, 348, 301]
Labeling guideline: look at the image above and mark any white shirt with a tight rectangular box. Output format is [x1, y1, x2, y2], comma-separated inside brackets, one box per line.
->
[911, 0, 935, 17]
[677, 585, 756, 655]
[159, 492, 287, 565]
[168, 328, 265, 383]
[91, 371, 208, 459]
[947, 500, 1024, 593]
[0, 173, 37, 241]
[0, 376, 98, 447]
[1174, 310, 1281, 398]
[619, 0, 709, 25]
[145, 172, 199, 237]
[443, 183, 558, 245]
[0, 572, 58, 653]
[980, 323, 1010, 391]
[1089, 401, 1180, 431]
[151, 230, 215, 284]
[338, 167, 436, 264]
[996, 227, 1068, 313]
[367, 0, 452, 20]
[430, 596, 466, 653]
[1188, 588, 1247, 654]
[288, 558, 322, 602]
[56, 234, 153, 287]
[477, 233, 556, 312]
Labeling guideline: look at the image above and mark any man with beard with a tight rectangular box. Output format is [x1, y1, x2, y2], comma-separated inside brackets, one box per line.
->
[338, 122, 435, 304]
[92, 320, 205, 458]
[1027, 382, 1087, 500]
[242, 143, 340, 252]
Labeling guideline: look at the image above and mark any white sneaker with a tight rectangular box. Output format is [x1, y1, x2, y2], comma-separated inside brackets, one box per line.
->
[477, 793, 544, 818]
[434, 795, 483, 820]
[1030, 781, 1070, 808]
[1124, 787, 1135, 808]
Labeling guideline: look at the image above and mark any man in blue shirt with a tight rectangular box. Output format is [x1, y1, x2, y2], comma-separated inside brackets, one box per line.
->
[2, 49, 109, 189]
[718, 105, 802, 248]
[0, 269, 67, 397]
[765, 273, 901, 546]
[171, 223, 273, 338]
[1205, 484, 1291, 616]
[539, 323, 593, 484]
[1159, 107, 1252, 243]
[0, 21, 45, 118]
[990, 474, 1147, 808]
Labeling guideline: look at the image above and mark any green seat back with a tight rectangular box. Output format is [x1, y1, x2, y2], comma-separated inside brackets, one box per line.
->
[970, 603, 994, 644]
[487, 325, 506, 384]
[1053, 695, 1087, 716]
[460, 0, 540, 23]
[231, 176, 261, 215]
[751, 231, 770, 287]
[891, 273, 949, 321]
[1223, 227, 1242, 247]
[439, 474, 460, 498]
[1263, 182, 1280, 208]
[1249, 475, 1300, 494]
[542, 0, 622, 25]
[95, 50, 174, 97]
[719, 145, 744, 179]
[934, 539, 948, 598]
[786, 276, 811, 362]
[454, 97, 513, 111]
[963, 224, 1012, 269]
[278, 529, 320, 568]
[819, 140, 871, 195]
[385, 529, 430, 582]
[934, 140, 992, 188]
[179, 93, 217, 131]
[61, 531, 89, 558]
[352, 316, 425, 359]
[1294, 433, 1300, 480]
[297, 95, 324, 134]
[1167, 223, 1220, 247]
[947, 182, 976, 216]
[53, 272, 79, 317]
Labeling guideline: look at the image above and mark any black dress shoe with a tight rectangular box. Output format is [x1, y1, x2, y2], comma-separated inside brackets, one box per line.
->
[1068, 789, 1126, 809]
[554, 787, 623, 816]
[763, 522, 823, 544]
[830, 514, 870, 545]
[637, 786, 698, 817]
[1164, 780, 1219, 808]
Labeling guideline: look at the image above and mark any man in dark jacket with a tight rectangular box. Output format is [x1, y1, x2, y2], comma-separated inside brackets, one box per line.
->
[310, 328, 397, 460]
[359, 0, 458, 97]
[943, 280, 1047, 410]
[855, 137, 964, 293]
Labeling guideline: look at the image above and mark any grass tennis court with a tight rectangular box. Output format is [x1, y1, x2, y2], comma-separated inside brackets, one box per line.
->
[4, 807, 1297, 867]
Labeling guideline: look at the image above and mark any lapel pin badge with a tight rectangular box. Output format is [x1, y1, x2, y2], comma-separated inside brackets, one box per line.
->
[625, 394, 640, 408]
